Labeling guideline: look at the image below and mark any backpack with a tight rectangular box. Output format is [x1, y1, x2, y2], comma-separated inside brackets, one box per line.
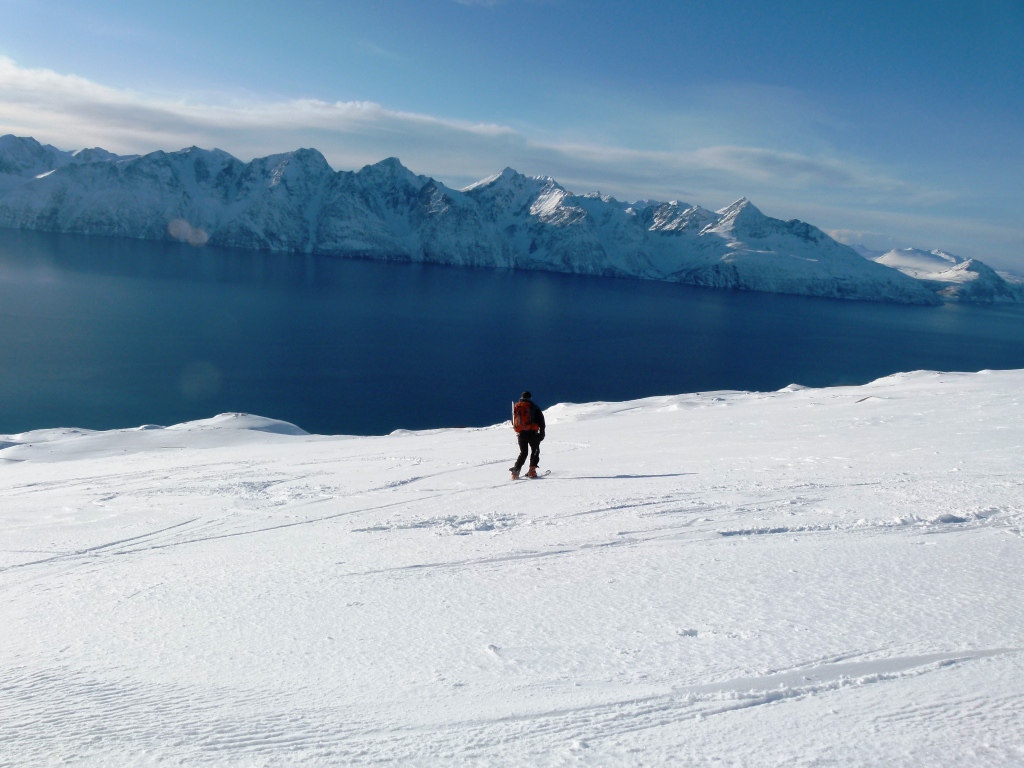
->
[512, 400, 539, 433]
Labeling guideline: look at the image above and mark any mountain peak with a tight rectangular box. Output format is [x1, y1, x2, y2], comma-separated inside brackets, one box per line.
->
[709, 197, 768, 237]
[944, 258, 1000, 279]
[71, 147, 122, 163]
[716, 197, 762, 218]
[627, 199, 666, 211]
[0, 134, 44, 150]
[357, 156, 426, 190]
[166, 146, 238, 164]
[462, 166, 527, 193]
[279, 147, 331, 169]
[362, 156, 414, 176]
[0, 134, 74, 178]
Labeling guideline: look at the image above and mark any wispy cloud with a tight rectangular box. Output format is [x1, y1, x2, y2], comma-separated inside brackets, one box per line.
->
[3, 55, 1007, 263]
[0, 57, 924, 192]
[0, 55, 514, 157]
[0, 58, 913, 191]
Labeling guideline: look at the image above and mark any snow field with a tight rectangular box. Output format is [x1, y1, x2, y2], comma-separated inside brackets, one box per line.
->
[1, 371, 1024, 765]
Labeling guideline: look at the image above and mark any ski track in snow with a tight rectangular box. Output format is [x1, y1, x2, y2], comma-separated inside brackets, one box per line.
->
[2, 370, 1024, 765]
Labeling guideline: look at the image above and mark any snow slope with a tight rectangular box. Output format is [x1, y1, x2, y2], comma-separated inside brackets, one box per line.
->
[875, 247, 964, 276]
[926, 260, 1021, 302]
[871, 247, 1021, 303]
[0, 135, 938, 304]
[2, 371, 1023, 766]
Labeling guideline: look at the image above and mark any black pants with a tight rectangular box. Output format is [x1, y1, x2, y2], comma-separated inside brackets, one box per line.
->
[514, 431, 541, 471]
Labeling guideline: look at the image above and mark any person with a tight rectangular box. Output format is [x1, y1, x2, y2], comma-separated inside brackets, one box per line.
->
[510, 391, 545, 479]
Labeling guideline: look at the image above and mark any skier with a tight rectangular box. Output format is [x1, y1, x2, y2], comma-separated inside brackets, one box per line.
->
[510, 391, 546, 479]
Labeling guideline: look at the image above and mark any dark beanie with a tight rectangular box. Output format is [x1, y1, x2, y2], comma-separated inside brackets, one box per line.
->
[521, 391, 532, 400]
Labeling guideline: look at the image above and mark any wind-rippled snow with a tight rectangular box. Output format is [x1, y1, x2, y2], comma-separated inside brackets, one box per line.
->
[2, 371, 1023, 765]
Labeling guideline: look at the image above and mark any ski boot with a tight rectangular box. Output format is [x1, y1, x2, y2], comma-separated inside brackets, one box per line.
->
[527, 466, 538, 478]
[510, 466, 520, 480]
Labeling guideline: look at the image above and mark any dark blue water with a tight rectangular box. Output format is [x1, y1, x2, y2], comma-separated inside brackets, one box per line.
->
[2, 228, 1024, 435]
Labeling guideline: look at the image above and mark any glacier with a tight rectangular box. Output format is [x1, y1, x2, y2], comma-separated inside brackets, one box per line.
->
[0, 133, 972, 305]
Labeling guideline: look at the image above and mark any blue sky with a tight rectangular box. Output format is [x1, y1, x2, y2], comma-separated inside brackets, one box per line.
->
[1, 0, 1021, 267]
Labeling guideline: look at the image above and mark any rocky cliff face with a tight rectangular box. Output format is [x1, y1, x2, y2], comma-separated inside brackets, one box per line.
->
[0, 135, 943, 305]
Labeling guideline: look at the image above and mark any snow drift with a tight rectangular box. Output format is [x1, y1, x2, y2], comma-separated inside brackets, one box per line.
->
[2, 370, 1024, 764]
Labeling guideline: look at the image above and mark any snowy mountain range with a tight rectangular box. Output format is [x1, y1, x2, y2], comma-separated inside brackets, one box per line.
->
[0, 134, 1010, 305]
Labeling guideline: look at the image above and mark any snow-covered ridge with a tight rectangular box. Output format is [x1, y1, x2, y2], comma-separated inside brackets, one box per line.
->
[0, 413, 313, 462]
[0, 134, 946, 304]
[864, 247, 1022, 303]
[0, 134, 136, 194]
[875, 247, 963, 276]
